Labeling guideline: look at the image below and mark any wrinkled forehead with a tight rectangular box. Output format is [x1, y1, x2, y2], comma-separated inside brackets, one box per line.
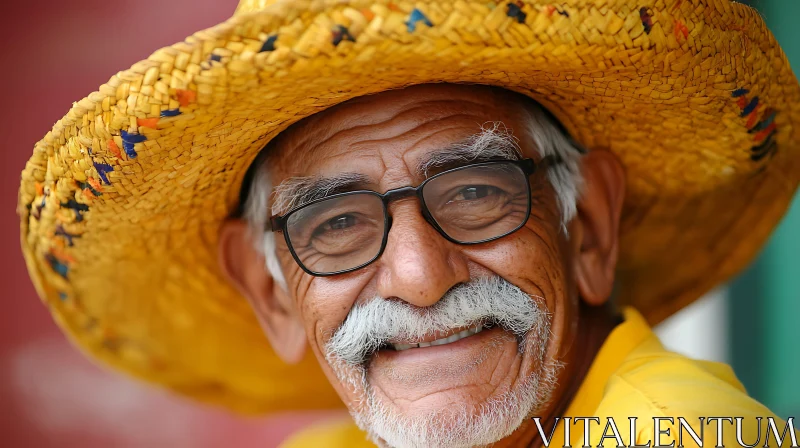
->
[265, 84, 532, 177]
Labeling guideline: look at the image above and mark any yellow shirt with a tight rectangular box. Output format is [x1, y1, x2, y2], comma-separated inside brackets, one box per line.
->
[281, 308, 797, 447]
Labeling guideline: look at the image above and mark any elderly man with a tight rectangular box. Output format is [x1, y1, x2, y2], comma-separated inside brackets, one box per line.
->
[18, 0, 800, 447]
[219, 83, 795, 447]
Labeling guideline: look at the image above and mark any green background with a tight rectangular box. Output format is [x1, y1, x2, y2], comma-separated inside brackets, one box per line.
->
[732, 0, 799, 419]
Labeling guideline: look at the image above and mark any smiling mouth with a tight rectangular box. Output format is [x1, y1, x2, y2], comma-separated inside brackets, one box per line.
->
[387, 323, 487, 351]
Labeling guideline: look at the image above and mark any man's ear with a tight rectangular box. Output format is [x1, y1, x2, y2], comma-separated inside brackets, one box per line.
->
[218, 219, 307, 364]
[572, 150, 626, 306]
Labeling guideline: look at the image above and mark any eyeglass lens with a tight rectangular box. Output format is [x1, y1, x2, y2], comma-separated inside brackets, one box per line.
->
[286, 193, 386, 274]
[284, 161, 529, 275]
[421, 163, 530, 243]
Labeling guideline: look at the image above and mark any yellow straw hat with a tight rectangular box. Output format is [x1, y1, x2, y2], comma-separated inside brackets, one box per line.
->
[17, 0, 800, 413]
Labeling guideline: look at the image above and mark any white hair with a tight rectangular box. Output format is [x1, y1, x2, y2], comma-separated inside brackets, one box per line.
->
[326, 276, 544, 366]
[324, 276, 562, 448]
[243, 101, 584, 288]
[522, 105, 585, 224]
[243, 164, 288, 290]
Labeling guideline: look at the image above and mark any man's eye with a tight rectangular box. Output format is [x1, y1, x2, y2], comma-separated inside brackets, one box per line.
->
[453, 185, 499, 201]
[315, 214, 357, 234]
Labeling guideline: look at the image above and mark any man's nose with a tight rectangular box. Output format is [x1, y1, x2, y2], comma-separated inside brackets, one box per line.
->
[375, 203, 470, 308]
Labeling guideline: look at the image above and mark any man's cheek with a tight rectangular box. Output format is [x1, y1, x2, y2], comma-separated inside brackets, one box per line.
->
[300, 291, 355, 350]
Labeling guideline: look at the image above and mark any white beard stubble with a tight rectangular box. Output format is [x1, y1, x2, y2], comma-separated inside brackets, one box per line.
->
[324, 277, 563, 448]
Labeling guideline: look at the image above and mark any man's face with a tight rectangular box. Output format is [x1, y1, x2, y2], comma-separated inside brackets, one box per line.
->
[220, 84, 624, 447]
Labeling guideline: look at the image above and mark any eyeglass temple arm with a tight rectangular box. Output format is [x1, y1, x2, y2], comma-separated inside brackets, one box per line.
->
[268, 215, 283, 232]
[526, 154, 564, 175]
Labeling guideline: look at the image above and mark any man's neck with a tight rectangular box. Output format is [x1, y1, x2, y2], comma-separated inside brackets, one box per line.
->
[495, 304, 623, 448]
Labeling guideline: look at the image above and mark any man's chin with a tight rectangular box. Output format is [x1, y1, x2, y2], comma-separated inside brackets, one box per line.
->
[352, 365, 558, 448]
[342, 328, 560, 448]
[364, 326, 522, 412]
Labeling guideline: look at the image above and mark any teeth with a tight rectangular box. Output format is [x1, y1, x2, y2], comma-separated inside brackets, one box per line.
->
[391, 324, 485, 351]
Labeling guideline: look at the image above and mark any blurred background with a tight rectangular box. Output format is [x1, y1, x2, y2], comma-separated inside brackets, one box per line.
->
[1, 0, 797, 446]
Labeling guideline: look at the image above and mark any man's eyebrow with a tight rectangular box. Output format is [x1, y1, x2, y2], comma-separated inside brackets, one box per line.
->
[271, 173, 371, 215]
[416, 123, 523, 177]
[271, 123, 521, 215]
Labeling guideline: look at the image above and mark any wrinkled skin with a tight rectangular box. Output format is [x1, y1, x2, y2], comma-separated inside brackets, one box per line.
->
[219, 84, 626, 447]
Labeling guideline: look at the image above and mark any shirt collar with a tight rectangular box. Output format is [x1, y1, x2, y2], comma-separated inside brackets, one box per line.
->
[548, 307, 655, 446]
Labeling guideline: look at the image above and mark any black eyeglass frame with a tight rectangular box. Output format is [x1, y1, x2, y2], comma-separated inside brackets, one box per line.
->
[268, 156, 557, 276]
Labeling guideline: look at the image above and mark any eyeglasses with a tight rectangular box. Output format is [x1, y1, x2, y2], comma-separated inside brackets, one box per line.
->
[269, 157, 557, 276]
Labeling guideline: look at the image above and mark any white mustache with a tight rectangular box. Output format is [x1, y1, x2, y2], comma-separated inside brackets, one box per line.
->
[325, 276, 546, 367]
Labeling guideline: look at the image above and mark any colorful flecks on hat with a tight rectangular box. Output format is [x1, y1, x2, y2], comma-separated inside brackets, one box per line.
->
[260, 34, 278, 52]
[121, 130, 147, 158]
[640, 7, 654, 34]
[174, 89, 196, 107]
[507, 2, 527, 23]
[406, 8, 432, 32]
[92, 161, 114, 185]
[674, 20, 689, 41]
[45, 251, 70, 280]
[30, 196, 45, 220]
[161, 108, 181, 117]
[59, 200, 89, 222]
[539, 4, 570, 19]
[732, 88, 779, 162]
[76, 180, 102, 199]
[107, 139, 123, 159]
[55, 224, 80, 247]
[137, 118, 159, 129]
[332, 25, 355, 46]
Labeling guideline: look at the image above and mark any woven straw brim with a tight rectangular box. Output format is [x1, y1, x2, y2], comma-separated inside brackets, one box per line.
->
[18, 0, 800, 413]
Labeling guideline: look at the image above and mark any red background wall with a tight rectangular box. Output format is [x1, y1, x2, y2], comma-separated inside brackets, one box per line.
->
[1, 1, 342, 446]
